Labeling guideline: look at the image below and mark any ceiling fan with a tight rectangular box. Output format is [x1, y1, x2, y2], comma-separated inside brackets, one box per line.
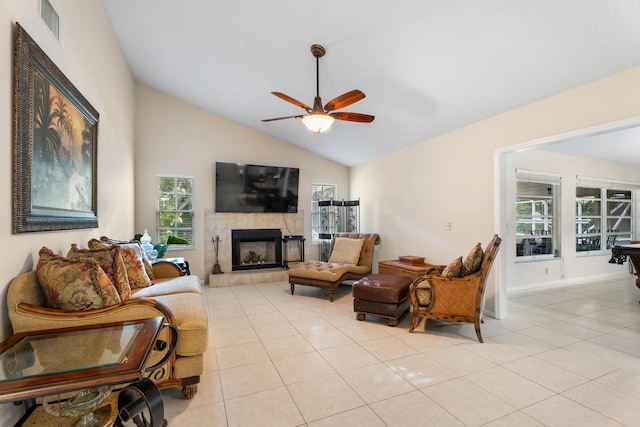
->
[262, 44, 375, 134]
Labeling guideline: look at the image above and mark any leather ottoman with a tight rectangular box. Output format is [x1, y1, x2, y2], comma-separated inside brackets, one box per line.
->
[352, 274, 413, 326]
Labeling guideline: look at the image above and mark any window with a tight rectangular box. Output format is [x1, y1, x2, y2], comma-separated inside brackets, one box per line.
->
[156, 176, 195, 247]
[515, 170, 560, 259]
[310, 183, 337, 245]
[576, 177, 635, 254]
[576, 187, 602, 252]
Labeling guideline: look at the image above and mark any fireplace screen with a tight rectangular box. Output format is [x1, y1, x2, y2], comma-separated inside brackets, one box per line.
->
[231, 229, 283, 271]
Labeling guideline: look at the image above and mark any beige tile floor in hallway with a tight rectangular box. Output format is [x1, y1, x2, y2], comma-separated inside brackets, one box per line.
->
[161, 274, 640, 426]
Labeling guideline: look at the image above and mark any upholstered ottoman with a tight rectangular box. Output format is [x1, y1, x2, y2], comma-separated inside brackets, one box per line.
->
[353, 274, 413, 326]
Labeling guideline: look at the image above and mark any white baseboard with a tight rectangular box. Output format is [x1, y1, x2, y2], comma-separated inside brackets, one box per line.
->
[507, 271, 631, 295]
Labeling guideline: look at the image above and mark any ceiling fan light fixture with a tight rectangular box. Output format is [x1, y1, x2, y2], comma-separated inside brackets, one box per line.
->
[302, 114, 334, 135]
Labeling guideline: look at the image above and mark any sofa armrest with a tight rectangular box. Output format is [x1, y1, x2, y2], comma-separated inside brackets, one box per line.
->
[11, 298, 176, 334]
[152, 261, 184, 280]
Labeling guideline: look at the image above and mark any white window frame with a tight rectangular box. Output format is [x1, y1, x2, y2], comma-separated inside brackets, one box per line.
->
[576, 176, 638, 256]
[515, 170, 561, 261]
[156, 175, 195, 249]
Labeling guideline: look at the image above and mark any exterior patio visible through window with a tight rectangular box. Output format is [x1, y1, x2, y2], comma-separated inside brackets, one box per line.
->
[516, 171, 560, 259]
[576, 178, 635, 255]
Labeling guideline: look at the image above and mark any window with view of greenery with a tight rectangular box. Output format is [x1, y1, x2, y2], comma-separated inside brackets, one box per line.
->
[515, 172, 560, 259]
[156, 176, 194, 247]
[311, 183, 337, 245]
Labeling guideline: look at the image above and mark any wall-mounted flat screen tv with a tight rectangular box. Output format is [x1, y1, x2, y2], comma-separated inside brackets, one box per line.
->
[215, 162, 299, 213]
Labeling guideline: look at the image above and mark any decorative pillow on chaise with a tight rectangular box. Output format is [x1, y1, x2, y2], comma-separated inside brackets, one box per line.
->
[36, 247, 121, 311]
[328, 238, 365, 265]
[67, 244, 131, 300]
[462, 242, 484, 276]
[89, 239, 152, 289]
[441, 256, 464, 277]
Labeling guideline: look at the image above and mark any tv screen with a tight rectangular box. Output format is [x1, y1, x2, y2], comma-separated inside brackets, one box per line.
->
[215, 162, 299, 213]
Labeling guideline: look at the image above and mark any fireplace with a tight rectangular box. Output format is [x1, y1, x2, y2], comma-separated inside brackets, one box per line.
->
[231, 229, 283, 271]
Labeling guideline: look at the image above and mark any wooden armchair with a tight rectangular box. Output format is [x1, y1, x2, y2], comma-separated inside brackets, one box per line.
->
[408, 234, 501, 343]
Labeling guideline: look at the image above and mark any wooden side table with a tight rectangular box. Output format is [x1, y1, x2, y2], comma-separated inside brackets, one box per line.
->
[378, 258, 435, 281]
[1, 317, 174, 427]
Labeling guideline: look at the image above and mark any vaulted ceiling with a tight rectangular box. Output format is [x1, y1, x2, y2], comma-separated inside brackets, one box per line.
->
[102, 0, 640, 167]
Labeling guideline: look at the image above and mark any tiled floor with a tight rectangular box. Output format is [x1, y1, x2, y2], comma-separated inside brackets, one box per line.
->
[162, 275, 640, 426]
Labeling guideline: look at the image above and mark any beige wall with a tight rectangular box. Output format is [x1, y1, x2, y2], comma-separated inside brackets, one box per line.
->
[351, 66, 640, 313]
[0, 0, 134, 423]
[134, 84, 350, 279]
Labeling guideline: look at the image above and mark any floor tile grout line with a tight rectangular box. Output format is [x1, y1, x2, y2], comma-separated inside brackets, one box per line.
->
[184, 277, 640, 426]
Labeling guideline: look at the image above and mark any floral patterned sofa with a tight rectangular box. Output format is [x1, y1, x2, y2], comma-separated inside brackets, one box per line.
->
[6, 238, 209, 399]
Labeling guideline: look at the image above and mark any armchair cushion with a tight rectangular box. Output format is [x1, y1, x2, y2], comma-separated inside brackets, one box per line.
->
[462, 242, 484, 275]
[36, 247, 121, 310]
[414, 280, 433, 307]
[441, 256, 463, 277]
[328, 237, 364, 264]
[67, 244, 131, 300]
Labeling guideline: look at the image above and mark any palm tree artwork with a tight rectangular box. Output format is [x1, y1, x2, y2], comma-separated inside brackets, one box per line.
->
[32, 69, 94, 212]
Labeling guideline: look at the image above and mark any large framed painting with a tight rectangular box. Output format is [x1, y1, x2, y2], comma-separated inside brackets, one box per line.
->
[13, 23, 99, 233]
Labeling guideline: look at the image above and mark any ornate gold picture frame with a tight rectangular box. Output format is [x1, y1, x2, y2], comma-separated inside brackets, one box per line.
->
[13, 23, 99, 233]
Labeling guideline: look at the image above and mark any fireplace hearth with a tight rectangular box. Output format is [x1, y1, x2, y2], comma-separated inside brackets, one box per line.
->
[231, 229, 283, 271]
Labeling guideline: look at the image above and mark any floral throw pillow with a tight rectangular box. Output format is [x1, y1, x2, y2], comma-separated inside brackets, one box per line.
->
[441, 256, 464, 278]
[462, 242, 484, 276]
[67, 244, 131, 300]
[36, 247, 121, 311]
[89, 239, 152, 289]
[98, 237, 154, 280]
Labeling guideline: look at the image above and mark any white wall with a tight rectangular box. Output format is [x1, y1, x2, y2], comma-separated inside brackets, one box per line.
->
[134, 84, 350, 278]
[0, 0, 134, 423]
[505, 148, 640, 290]
[351, 66, 640, 314]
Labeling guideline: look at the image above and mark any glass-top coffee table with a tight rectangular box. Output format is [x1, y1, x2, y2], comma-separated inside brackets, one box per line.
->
[0, 317, 174, 426]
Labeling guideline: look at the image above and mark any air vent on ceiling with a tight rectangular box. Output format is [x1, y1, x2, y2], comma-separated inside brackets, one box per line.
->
[40, 0, 59, 40]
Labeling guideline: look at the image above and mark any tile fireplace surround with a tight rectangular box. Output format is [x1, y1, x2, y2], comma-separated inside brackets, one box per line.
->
[204, 209, 304, 287]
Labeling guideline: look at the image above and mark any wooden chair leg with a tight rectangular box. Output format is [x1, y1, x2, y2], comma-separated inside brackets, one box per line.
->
[290, 283, 295, 295]
[474, 318, 484, 343]
[409, 314, 420, 332]
[329, 289, 335, 302]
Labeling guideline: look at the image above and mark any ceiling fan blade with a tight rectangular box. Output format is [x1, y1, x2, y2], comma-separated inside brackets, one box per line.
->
[261, 115, 304, 122]
[271, 92, 311, 112]
[324, 90, 365, 112]
[330, 112, 375, 123]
